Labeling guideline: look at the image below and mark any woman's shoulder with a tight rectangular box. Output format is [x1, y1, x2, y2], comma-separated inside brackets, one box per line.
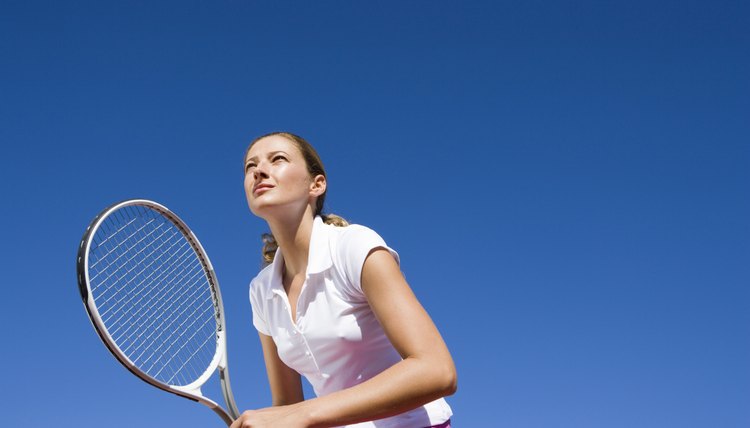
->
[327, 221, 381, 243]
[326, 221, 399, 274]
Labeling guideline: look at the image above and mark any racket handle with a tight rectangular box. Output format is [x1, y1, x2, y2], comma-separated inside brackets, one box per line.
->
[211, 404, 235, 426]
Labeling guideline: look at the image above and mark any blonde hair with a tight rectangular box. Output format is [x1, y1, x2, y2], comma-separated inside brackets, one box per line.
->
[245, 132, 348, 265]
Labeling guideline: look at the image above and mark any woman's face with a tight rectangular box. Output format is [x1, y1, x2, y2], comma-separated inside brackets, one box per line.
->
[244, 135, 320, 218]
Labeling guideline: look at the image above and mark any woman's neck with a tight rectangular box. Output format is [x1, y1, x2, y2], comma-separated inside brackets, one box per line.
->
[266, 208, 315, 279]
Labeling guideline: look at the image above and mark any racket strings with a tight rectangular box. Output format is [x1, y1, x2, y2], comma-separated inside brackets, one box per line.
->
[134, 278, 213, 367]
[118, 243, 215, 385]
[89, 216, 143, 271]
[103, 243, 196, 335]
[90, 216, 158, 274]
[101, 232, 190, 318]
[104, 206, 217, 385]
[155, 304, 217, 383]
[91, 221, 170, 295]
[88, 205, 219, 386]
[114, 256, 205, 362]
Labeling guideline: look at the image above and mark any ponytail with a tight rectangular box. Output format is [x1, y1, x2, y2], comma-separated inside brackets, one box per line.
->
[320, 213, 349, 227]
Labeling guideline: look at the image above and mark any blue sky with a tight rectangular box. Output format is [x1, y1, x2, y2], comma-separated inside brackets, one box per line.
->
[1, 1, 748, 426]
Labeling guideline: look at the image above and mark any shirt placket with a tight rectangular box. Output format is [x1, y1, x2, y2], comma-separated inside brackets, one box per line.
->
[276, 277, 325, 378]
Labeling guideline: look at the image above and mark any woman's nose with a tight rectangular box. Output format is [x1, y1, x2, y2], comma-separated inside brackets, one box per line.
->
[253, 163, 269, 179]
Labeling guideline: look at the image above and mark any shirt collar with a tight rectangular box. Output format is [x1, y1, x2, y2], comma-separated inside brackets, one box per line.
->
[266, 216, 333, 299]
[307, 216, 333, 274]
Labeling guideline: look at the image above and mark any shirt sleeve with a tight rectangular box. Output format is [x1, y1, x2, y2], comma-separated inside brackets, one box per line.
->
[249, 277, 270, 336]
[334, 225, 400, 298]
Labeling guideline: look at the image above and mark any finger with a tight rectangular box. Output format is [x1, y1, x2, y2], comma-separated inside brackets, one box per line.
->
[229, 413, 245, 428]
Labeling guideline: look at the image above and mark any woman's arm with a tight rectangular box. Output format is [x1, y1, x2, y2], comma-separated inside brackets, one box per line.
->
[258, 332, 305, 406]
[231, 248, 456, 427]
[302, 247, 457, 425]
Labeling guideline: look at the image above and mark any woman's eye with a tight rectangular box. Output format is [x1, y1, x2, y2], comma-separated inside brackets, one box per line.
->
[272, 155, 287, 162]
[245, 163, 256, 172]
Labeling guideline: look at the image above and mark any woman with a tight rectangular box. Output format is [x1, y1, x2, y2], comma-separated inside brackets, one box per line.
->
[232, 132, 456, 428]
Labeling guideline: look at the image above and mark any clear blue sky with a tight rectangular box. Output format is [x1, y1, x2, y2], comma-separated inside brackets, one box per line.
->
[1, 1, 748, 427]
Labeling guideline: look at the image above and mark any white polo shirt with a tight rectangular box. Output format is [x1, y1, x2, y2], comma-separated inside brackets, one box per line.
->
[249, 216, 452, 428]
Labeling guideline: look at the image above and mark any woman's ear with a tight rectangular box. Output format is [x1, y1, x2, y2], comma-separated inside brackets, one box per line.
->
[310, 174, 327, 197]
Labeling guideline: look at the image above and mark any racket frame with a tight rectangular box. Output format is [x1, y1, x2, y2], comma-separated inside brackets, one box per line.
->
[77, 199, 241, 425]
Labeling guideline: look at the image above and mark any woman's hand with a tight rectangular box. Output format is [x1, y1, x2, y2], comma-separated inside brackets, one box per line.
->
[230, 403, 311, 428]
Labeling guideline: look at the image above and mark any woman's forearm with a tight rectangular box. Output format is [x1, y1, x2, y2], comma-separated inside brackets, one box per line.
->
[298, 354, 456, 427]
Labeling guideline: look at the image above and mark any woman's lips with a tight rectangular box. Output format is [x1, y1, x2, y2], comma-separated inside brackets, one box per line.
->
[253, 184, 274, 196]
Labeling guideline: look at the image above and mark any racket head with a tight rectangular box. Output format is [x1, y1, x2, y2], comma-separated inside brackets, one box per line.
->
[77, 199, 228, 396]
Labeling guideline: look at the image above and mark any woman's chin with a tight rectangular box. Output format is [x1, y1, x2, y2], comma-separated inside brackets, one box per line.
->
[250, 202, 301, 221]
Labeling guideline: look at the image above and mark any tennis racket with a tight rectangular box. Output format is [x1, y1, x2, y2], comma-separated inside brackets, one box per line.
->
[76, 199, 241, 425]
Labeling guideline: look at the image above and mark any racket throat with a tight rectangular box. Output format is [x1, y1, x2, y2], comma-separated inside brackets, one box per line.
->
[170, 385, 236, 426]
[171, 384, 203, 397]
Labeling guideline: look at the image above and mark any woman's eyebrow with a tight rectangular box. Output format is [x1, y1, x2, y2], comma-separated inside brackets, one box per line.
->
[246, 151, 288, 164]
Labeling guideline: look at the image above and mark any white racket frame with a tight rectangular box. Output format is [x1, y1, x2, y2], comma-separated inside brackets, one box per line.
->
[77, 199, 241, 425]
